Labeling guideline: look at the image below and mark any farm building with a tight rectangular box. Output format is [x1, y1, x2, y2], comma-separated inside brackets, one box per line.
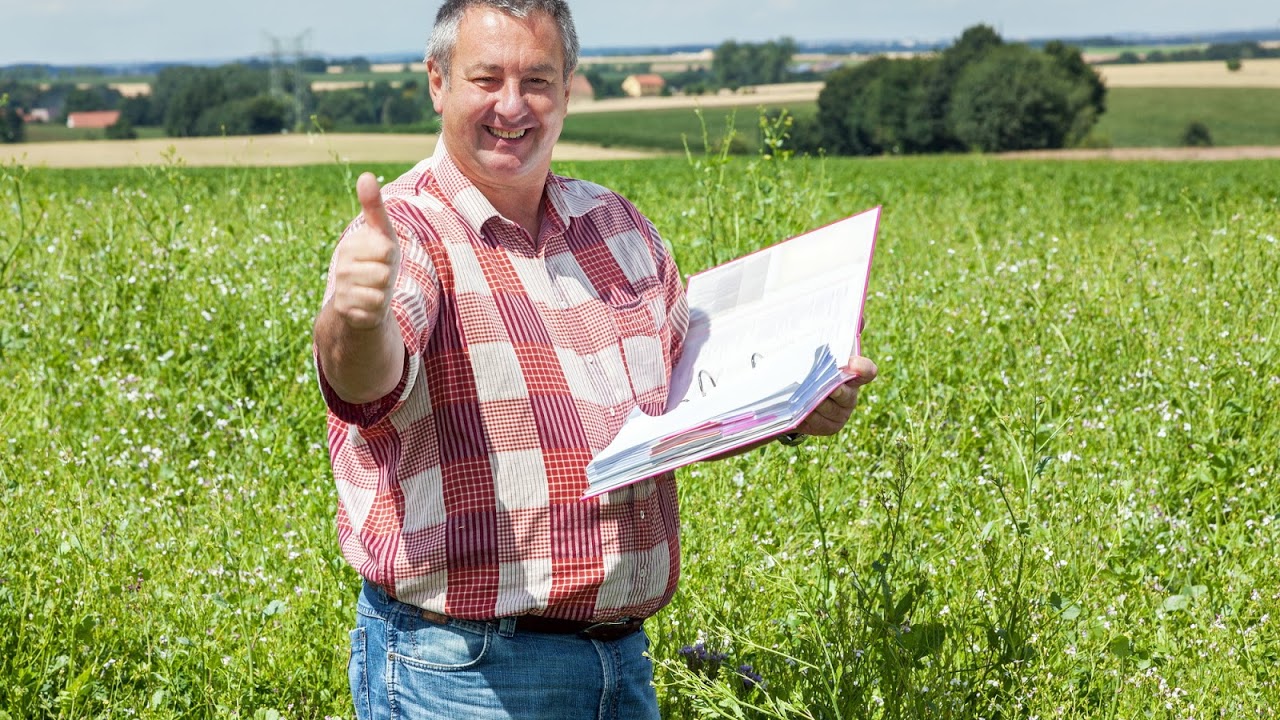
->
[621, 73, 665, 97]
[569, 73, 594, 103]
[66, 111, 122, 129]
[21, 108, 51, 123]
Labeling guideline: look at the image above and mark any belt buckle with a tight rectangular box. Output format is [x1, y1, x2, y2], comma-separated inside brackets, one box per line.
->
[577, 618, 640, 641]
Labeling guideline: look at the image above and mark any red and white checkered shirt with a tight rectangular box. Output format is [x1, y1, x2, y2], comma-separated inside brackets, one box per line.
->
[317, 148, 689, 622]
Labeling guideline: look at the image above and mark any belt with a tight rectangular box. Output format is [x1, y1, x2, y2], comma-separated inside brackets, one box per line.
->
[419, 608, 644, 642]
[516, 614, 645, 642]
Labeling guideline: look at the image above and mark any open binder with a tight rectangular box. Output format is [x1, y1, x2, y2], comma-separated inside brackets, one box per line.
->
[584, 206, 882, 498]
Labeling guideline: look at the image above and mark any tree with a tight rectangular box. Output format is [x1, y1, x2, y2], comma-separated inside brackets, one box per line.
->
[1042, 40, 1107, 146]
[194, 95, 288, 136]
[712, 38, 797, 89]
[62, 85, 123, 117]
[119, 95, 158, 127]
[815, 56, 939, 155]
[812, 25, 1105, 156]
[1182, 121, 1213, 147]
[104, 114, 138, 140]
[950, 45, 1081, 152]
[314, 88, 377, 127]
[153, 64, 273, 136]
[0, 95, 25, 143]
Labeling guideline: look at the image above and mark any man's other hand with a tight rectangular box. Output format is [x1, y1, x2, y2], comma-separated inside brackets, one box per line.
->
[795, 356, 878, 437]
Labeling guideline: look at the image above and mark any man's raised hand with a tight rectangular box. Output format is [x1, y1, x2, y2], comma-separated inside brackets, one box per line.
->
[332, 172, 402, 331]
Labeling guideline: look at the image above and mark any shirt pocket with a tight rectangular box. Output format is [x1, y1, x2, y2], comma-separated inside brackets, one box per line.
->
[603, 282, 669, 414]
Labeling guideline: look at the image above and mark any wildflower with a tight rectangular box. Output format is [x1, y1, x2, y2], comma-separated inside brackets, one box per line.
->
[678, 641, 727, 678]
[737, 664, 765, 691]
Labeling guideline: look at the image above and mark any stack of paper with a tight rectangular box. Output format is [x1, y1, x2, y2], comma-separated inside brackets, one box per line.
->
[583, 206, 881, 498]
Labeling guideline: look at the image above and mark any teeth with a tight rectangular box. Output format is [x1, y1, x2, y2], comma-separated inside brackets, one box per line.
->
[488, 127, 526, 140]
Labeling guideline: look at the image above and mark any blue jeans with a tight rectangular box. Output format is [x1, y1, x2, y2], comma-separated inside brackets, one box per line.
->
[348, 581, 662, 720]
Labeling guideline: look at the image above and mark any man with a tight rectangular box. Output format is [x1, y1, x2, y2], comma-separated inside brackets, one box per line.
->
[313, 1, 877, 717]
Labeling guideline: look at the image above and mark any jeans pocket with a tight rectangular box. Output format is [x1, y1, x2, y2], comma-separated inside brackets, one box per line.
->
[389, 615, 492, 672]
[348, 626, 370, 720]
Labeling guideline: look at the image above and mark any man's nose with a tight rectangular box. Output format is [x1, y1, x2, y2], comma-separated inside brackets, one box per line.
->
[494, 80, 528, 118]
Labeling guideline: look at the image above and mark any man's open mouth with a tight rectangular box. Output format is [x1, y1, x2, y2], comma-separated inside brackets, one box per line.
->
[487, 127, 527, 140]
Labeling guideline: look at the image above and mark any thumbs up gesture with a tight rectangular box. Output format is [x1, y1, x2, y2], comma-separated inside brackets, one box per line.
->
[332, 173, 402, 331]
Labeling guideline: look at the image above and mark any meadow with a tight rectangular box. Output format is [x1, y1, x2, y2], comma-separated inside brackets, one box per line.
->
[556, 87, 1280, 153]
[1091, 87, 1280, 147]
[1, 118, 1278, 718]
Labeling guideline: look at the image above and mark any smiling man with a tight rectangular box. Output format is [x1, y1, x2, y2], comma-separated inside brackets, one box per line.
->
[312, 1, 876, 718]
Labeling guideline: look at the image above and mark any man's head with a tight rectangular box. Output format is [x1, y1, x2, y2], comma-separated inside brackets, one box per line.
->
[426, 0, 579, 85]
[424, 0, 577, 210]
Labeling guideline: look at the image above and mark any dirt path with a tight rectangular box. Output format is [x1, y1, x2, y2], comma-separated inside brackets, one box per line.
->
[1, 133, 664, 169]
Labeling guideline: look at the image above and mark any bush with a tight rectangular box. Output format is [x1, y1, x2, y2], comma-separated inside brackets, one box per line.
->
[813, 25, 1104, 155]
[105, 115, 138, 140]
[951, 45, 1082, 152]
[1182, 121, 1213, 147]
[1226, 58, 1243, 72]
[0, 99, 24, 143]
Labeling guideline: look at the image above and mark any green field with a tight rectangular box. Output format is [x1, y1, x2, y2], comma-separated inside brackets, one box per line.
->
[1093, 87, 1280, 147]
[562, 103, 817, 154]
[1, 145, 1278, 718]
[22, 124, 167, 143]
[559, 87, 1280, 153]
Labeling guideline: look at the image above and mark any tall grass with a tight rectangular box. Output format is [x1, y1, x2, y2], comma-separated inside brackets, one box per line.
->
[1, 118, 1278, 717]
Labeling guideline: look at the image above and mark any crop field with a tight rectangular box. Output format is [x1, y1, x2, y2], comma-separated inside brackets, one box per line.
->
[1092, 87, 1280, 147]
[1, 130, 1278, 718]
[561, 103, 817, 153]
[1098, 58, 1280, 88]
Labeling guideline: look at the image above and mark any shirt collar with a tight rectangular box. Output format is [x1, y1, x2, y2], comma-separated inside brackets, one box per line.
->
[420, 142, 610, 236]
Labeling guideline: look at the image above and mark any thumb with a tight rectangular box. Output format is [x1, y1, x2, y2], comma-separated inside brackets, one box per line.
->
[356, 172, 395, 239]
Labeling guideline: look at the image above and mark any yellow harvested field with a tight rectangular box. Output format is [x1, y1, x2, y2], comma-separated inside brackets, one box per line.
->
[569, 82, 824, 114]
[2, 133, 662, 169]
[1098, 58, 1280, 88]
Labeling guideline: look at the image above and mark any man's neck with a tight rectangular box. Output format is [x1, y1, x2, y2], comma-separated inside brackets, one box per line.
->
[479, 180, 547, 240]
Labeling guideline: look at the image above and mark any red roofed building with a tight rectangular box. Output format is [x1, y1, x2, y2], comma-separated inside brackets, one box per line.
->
[569, 73, 595, 104]
[66, 110, 122, 129]
[621, 73, 665, 98]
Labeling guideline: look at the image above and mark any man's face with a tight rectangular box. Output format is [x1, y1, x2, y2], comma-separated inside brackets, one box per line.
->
[428, 7, 571, 199]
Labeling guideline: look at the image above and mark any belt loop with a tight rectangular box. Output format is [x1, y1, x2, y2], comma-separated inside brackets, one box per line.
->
[497, 617, 516, 638]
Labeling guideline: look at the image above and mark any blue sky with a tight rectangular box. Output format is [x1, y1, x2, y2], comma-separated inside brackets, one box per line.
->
[4, 0, 1279, 65]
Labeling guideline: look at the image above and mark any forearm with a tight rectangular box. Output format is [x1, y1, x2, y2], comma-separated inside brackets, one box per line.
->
[315, 299, 407, 405]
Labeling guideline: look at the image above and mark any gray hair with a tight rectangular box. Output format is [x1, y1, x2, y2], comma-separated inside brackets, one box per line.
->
[425, 0, 580, 83]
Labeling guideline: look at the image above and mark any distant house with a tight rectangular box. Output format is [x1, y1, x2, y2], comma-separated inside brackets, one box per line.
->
[569, 73, 594, 103]
[67, 110, 122, 129]
[621, 74, 665, 98]
[21, 108, 51, 123]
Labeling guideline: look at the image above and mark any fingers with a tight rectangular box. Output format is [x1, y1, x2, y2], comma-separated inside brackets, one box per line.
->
[333, 173, 402, 331]
[357, 172, 396, 239]
[793, 356, 878, 437]
[844, 356, 878, 386]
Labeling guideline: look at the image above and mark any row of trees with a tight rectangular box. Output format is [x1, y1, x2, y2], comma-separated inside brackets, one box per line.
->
[1106, 40, 1280, 65]
[795, 25, 1106, 155]
[576, 38, 803, 99]
[0, 64, 438, 142]
[712, 38, 798, 89]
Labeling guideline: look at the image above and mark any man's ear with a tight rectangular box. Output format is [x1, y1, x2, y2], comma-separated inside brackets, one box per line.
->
[427, 59, 446, 114]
